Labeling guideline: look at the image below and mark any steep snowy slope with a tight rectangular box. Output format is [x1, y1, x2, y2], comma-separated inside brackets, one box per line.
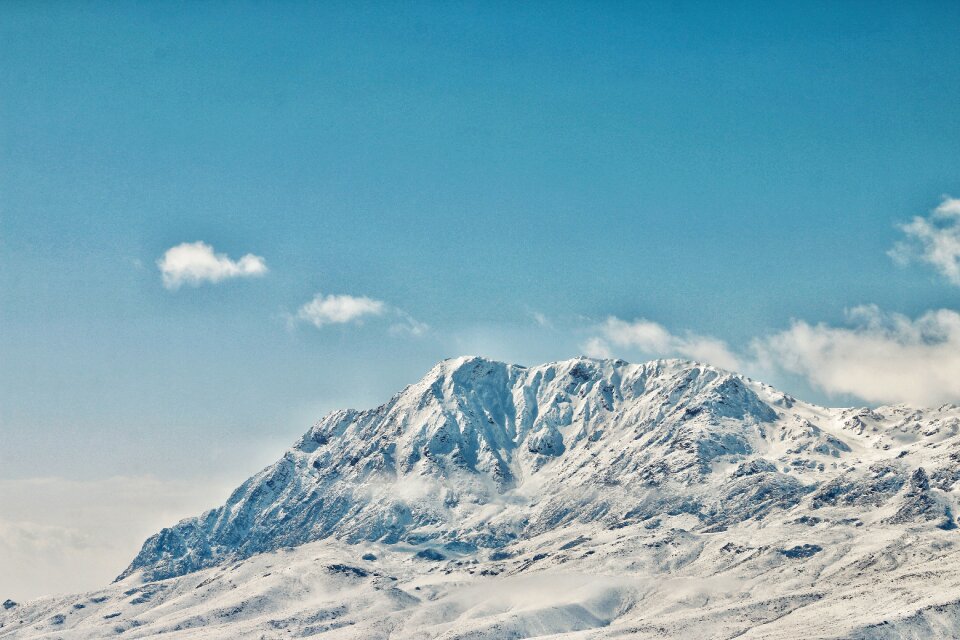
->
[4, 356, 960, 639]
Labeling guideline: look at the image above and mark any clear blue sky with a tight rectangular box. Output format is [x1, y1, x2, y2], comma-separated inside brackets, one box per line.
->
[3, 2, 960, 482]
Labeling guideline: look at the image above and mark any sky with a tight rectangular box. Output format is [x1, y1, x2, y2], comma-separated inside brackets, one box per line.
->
[2, 0, 960, 599]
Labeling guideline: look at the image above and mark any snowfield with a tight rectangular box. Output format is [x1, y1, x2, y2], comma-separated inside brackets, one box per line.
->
[5, 356, 960, 639]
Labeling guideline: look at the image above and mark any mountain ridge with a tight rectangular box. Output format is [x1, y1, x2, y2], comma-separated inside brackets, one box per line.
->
[117, 356, 959, 583]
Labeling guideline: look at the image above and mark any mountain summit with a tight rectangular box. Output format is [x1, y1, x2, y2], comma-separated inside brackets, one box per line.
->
[6, 357, 960, 639]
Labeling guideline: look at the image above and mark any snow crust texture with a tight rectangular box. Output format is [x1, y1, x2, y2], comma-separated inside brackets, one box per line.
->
[5, 356, 960, 639]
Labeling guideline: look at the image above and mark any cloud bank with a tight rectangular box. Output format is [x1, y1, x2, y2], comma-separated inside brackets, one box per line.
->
[583, 307, 960, 407]
[158, 241, 267, 290]
[890, 196, 960, 286]
[752, 305, 960, 407]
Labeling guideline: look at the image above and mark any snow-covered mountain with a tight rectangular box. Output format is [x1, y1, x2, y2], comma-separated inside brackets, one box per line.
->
[5, 356, 960, 639]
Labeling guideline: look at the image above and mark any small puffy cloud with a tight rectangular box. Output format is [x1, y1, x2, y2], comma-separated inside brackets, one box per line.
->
[297, 292, 386, 328]
[158, 241, 267, 290]
[295, 292, 427, 336]
[582, 316, 742, 371]
[752, 305, 960, 406]
[889, 196, 960, 286]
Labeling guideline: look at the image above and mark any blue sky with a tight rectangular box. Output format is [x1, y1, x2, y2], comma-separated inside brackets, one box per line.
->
[2, 1, 960, 596]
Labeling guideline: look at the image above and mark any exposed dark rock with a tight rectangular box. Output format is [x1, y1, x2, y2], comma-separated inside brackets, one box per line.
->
[326, 564, 369, 578]
[780, 544, 822, 558]
[414, 549, 445, 561]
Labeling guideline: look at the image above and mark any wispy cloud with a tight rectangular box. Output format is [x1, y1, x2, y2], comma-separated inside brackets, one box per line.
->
[389, 310, 430, 337]
[889, 196, 960, 286]
[529, 310, 552, 329]
[582, 316, 742, 371]
[158, 241, 267, 290]
[581, 336, 613, 359]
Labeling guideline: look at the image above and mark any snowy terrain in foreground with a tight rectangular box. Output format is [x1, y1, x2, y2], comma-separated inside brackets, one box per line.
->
[4, 356, 960, 639]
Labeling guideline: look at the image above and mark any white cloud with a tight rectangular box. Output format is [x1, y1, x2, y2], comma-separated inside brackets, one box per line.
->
[157, 241, 267, 290]
[297, 292, 387, 328]
[889, 196, 960, 286]
[752, 305, 960, 406]
[583, 316, 742, 371]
